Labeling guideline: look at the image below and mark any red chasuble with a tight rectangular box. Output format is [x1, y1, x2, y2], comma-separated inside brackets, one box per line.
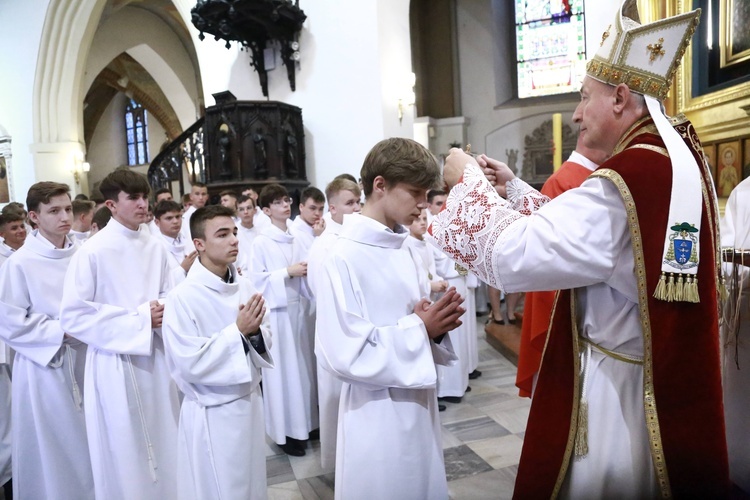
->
[514, 117, 729, 498]
[516, 161, 593, 398]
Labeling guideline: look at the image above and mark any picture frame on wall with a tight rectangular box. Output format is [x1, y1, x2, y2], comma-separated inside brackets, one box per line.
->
[717, 140, 742, 197]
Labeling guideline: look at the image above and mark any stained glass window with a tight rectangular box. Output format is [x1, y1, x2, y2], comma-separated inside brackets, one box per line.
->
[515, 0, 586, 99]
[125, 99, 149, 165]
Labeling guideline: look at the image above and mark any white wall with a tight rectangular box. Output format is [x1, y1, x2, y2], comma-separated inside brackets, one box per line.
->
[189, 0, 413, 188]
[0, 0, 51, 201]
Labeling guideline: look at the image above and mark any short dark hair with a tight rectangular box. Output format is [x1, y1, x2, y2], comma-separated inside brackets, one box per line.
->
[258, 184, 289, 209]
[359, 138, 440, 198]
[427, 189, 447, 203]
[0, 211, 25, 229]
[72, 199, 96, 217]
[26, 182, 71, 213]
[190, 205, 235, 240]
[91, 197, 105, 206]
[219, 190, 238, 199]
[155, 188, 171, 198]
[92, 206, 112, 230]
[74, 193, 89, 201]
[1, 202, 26, 217]
[238, 195, 255, 208]
[153, 200, 183, 219]
[99, 169, 150, 202]
[333, 173, 357, 183]
[300, 186, 324, 205]
[191, 182, 207, 190]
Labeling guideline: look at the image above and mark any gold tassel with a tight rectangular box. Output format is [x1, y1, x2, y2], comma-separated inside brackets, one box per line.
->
[574, 399, 589, 457]
[674, 274, 684, 302]
[665, 273, 675, 302]
[653, 272, 667, 300]
[720, 276, 728, 302]
[689, 277, 700, 303]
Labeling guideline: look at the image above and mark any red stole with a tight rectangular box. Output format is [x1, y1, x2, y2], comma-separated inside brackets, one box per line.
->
[513, 117, 729, 498]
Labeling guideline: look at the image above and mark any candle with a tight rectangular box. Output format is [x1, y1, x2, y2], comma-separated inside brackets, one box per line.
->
[553, 113, 562, 172]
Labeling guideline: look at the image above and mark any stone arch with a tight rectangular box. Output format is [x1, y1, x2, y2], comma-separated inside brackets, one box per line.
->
[33, 0, 202, 146]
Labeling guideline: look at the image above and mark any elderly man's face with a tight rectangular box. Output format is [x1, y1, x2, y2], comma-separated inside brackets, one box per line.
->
[573, 77, 619, 155]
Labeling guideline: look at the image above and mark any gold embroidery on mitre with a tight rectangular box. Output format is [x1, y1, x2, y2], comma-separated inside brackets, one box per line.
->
[647, 37, 666, 62]
[601, 25, 611, 46]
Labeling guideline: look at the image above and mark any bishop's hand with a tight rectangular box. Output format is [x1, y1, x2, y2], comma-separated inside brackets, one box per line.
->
[476, 154, 515, 198]
[414, 287, 465, 339]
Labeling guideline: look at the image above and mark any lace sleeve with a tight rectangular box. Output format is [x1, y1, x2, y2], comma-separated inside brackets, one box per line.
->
[427, 165, 524, 289]
[506, 177, 550, 215]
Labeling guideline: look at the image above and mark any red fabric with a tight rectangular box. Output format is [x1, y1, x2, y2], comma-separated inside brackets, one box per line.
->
[516, 162, 593, 397]
[514, 118, 729, 498]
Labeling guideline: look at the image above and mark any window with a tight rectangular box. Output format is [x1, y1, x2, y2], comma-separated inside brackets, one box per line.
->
[515, 0, 586, 99]
[125, 99, 149, 165]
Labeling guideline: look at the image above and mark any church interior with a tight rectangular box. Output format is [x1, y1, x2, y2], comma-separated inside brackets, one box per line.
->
[1, 0, 749, 498]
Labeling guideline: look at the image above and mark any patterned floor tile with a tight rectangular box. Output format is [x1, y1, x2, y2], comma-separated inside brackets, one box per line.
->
[443, 444, 495, 481]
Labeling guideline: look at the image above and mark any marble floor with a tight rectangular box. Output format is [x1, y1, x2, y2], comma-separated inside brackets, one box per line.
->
[265, 316, 528, 500]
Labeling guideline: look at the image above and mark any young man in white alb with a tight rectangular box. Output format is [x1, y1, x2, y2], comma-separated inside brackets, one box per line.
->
[235, 195, 260, 275]
[306, 177, 361, 469]
[0, 182, 94, 499]
[69, 199, 95, 242]
[250, 184, 318, 456]
[153, 200, 198, 286]
[316, 138, 464, 499]
[60, 169, 180, 499]
[179, 182, 209, 251]
[163, 205, 273, 499]
[0, 211, 26, 267]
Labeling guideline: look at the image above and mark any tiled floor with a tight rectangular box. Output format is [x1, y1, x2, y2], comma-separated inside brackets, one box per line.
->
[266, 317, 529, 499]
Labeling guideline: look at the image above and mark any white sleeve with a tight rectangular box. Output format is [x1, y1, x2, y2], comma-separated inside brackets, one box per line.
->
[430, 165, 628, 294]
[59, 250, 153, 355]
[162, 292, 272, 387]
[0, 261, 64, 366]
[249, 239, 290, 309]
[315, 254, 447, 390]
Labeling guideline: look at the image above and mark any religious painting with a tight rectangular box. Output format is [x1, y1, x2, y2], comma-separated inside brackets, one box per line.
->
[743, 139, 750, 180]
[717, 140, 741, 197]
[0, 157, 9, 203]
[703, 143, 717, 182]
[720, 0, 750, 68]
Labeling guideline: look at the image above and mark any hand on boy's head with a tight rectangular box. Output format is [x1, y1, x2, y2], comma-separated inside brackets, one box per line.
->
[414, 287, 466, 338]
[443, 149, 478, 190]
[313, 218, 326, 237]
[150, 300, 165, 328]
[237, 293, 266, 335]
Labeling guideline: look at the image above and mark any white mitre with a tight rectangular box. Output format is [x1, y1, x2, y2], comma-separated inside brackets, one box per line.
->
[588, 0, 706, 303]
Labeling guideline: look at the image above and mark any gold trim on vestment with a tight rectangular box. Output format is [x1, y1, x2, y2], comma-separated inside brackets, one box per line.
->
[549, 292, 582, 499]
[611, 117, 658, 157]
[579, 336, 645, 364]
[589, 168, 672, 498]
[627, 144, 669, 157]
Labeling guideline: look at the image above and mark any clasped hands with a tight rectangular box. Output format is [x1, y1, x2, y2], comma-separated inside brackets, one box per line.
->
[443, 148, 516, 198]
[414, 287, 465, 339]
